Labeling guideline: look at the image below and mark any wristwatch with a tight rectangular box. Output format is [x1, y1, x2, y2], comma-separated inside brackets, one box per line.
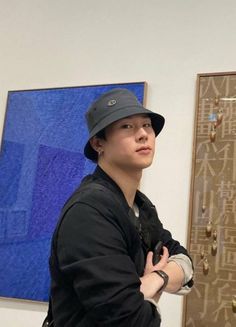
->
[153, 270, 169, 293]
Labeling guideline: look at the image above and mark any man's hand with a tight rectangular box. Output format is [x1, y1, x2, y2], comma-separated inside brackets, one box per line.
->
[144, 246, 169, 275]
[140, 246, 169, 299]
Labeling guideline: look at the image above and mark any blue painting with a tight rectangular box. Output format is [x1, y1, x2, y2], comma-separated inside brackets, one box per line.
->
[0, 82, 146, 301]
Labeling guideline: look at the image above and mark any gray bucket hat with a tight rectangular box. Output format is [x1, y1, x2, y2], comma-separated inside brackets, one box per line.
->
[84, 88, 165, 161]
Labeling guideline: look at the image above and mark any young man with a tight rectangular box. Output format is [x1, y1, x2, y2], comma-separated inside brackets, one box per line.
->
[49, 88, 193, 326]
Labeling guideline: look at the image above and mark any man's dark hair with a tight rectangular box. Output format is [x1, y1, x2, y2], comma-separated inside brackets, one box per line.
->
[95, 128, 106, 140]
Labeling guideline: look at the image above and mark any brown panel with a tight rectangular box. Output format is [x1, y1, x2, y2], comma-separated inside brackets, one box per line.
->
[183, 73, 236, 327]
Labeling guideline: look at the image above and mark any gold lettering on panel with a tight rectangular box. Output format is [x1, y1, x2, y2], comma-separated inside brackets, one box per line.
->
[183, 73, 236, 327]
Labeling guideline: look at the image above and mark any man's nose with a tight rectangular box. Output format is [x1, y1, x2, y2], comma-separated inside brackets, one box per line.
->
[136, 127, 148, 141]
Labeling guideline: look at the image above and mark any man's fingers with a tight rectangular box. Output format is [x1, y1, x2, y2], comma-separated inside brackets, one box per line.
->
[144, 251, 154, 274]
[146, 251, 153, 263]
[152, 246, 169, 270]
[162, 246, 169, 259]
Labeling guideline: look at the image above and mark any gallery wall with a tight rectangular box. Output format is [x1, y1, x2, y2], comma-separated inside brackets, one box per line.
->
[0, 0, 236, 326]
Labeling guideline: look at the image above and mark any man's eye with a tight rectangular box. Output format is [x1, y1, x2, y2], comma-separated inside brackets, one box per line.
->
[122, 124, 133, 129]
[143, 122, 152, 128]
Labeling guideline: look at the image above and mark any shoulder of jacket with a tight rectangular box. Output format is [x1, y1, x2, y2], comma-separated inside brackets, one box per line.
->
[55, 181, 121, 235]
[66, 179, 121, 211]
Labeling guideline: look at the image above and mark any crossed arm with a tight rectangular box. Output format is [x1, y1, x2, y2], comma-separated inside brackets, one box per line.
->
[140, 247, 185, 299]
[56, 201, 193, 325]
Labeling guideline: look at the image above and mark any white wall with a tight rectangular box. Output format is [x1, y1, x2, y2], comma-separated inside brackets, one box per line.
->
[0, 0, 236, 326]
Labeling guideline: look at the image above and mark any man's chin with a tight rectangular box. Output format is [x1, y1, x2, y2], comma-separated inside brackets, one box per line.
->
[118, 157, 153, 171]
[134, 159, 153, 170]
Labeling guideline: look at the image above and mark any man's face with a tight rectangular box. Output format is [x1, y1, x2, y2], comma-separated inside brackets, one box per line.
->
[99, 114, 156, 171]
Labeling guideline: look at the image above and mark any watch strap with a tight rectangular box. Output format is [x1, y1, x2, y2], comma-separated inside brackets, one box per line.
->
[153, 270, 169, 293]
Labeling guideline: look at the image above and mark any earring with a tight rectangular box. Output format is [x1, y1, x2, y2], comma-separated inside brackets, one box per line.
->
[97, 148, 103, 156]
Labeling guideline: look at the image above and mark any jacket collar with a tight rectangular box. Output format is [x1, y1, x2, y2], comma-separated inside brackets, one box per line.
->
[92, 165, 129, 208]
[93, 165, 147, 210]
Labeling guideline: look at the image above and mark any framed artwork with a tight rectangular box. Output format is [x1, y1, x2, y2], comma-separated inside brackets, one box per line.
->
[0, 81, 146, 302]
[183, 72, 236, 327]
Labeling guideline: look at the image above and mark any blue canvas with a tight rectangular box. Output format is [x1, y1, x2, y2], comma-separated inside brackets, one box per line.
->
[0, 82, 146, 301]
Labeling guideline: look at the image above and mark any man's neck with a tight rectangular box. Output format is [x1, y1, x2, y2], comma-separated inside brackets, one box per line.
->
[98, 162, 142, 207]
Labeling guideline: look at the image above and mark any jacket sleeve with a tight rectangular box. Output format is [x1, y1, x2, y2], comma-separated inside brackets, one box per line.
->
[56, 202, 161, 327]
[150, 207, 194, 289]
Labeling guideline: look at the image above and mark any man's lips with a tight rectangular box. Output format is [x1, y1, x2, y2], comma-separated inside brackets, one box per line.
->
[136, 146, 152, 152]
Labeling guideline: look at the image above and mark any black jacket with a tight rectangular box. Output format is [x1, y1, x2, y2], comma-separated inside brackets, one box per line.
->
[49, 166, 190, 326]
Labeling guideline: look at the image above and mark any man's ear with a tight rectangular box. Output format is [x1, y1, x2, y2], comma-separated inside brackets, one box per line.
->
[90, 136, 103, 154]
